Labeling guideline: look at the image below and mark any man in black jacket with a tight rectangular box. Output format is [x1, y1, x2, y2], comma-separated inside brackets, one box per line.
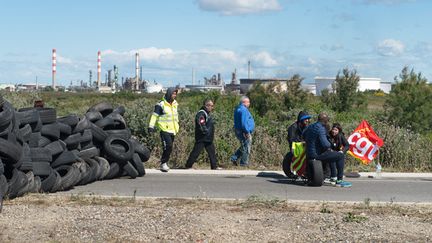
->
[287, 111, 311, 152]
[185, 99, 221, 170]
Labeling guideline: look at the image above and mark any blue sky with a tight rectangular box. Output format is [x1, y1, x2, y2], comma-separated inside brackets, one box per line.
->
[1, 0, 431, 87]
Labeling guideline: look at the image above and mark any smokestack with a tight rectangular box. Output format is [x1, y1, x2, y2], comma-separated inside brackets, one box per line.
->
[52, 49, 56, 90]
[135, 53, 140, 90]
[192, 68, 195, 85]
[97, 51, 101, 88]
[248, 60, 251, 79]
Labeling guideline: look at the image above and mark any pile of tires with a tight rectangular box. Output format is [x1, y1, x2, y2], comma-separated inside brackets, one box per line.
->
[0, 99, 150, 200]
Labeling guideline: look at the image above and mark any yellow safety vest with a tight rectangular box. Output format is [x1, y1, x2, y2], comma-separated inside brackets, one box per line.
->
[149, 98, 179, 135]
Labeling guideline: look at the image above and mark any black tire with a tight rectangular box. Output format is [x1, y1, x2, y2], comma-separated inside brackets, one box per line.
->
[113, 105, 126, 116]
[130, 138, 151, 162]
[282, 152, 297, 179]
[63, 133, 82, 150]
[84, 158, 100, 183]
[0, 137, 23, 164]
[19, 124, 32, 143]
[38, 135, 52, 147]
[80, 129, 93, 143]
[57, 114, 79, 127]
[15, 109, 40, 127]
[30, 147, 52, 162]
[32, 175, 42, 193]
[41, 123, 61, 140]
[18, 144, 32, 171]
[90, 123, 108, 143]
[123, 161, 139, 179]
[85, 111, 103, 122]
[6, 169, 28, 199]
[94, 116, 115, 129]
[55, 165, 79, 191]
[0, 122, 12, 138]
[0, 102, 13, 128]
[0, 174, 8, 199]
[104, 162, 120, 179]
[78, 147, 100, 159]
[103, 135, 134, 163]
[31, 117, 43, 132]
[77, 160, 92, 185]
[32, 161, 52, 176]
[40, 169, 56, 192]
[0, 158, 4, 175]
[87, 102, 113, 117]
[57, 122, 72, 136]
[50, 170, 63, 193]
[29, 132, 41, 148]
[94, 156, 110, 179]
[51, 150, 80, 168]
[307, 159, 324, 187]
[73, 116, 91, 134]
[105, 128, 131, 139]
[36, 108, 57, 124]
[105, 112, 126, 130]
[130, 153, 145, 177]
[44, 140, 66, 156]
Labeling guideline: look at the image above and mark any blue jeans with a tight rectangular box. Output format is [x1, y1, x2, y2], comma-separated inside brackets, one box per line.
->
[231, 129, 252, 166]
[316, 150, 345, 180]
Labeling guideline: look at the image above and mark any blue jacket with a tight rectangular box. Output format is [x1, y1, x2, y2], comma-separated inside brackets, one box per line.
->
[233, 103, 255, 134]
[303, 121, 331, 159]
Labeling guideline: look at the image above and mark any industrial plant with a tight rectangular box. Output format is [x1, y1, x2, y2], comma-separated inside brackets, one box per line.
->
[0, 49, 392, 95]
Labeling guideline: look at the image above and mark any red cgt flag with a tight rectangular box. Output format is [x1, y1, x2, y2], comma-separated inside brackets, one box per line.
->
[347, 120, 384, 165]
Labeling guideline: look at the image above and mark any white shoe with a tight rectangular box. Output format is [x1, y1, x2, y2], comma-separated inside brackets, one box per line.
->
[160, 163, 170, 172]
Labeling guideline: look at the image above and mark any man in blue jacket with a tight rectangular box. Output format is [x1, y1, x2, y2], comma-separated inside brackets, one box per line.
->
[231, 96, 255, 166]
[303, 113, 351, 187]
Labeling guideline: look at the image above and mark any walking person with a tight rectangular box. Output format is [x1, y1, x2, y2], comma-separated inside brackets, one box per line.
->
[230, 96, 255, 167]
[185, 99, 221, 170]
[148, 88, 179, 172]
[303, 113, 351, 187]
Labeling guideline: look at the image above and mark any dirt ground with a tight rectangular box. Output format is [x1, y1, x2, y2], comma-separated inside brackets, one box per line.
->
[0, 194, 431, 242]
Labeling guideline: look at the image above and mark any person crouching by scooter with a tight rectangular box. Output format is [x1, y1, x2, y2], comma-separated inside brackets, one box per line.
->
[303, 113, 351, 187]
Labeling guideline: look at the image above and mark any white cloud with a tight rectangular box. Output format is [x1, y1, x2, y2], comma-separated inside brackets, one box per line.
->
[57, 55, 73, 64]
[377, 39, 405, 56]
[197, 0, 282, 16]
[251, 51, 278, 67]
[353, 0, 416, 5]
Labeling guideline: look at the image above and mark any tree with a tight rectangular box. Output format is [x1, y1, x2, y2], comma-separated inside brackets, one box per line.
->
[247, 82, 282, 117]
[283, 74, 308, 110]
[384, 66, 432, 133]
[321, 68, 363, 112]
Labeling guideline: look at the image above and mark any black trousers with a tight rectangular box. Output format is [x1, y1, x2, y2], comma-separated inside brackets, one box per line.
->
[185, 142, 217, 169]
[160, 131, 175, 164]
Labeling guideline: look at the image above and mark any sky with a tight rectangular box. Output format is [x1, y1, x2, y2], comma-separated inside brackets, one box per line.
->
[1, 0, 431, 87]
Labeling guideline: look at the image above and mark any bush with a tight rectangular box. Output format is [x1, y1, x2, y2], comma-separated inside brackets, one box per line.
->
[384, 66, 432, 133]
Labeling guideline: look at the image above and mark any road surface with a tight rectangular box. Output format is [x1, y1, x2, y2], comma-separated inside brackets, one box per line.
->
[56, 170, 432, 203]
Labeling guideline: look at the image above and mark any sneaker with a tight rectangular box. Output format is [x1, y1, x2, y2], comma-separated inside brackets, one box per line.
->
[230, 155, 238, 166]
[336, 180, 352, 188]
[160, 163, 170, 172]
[212, 167, 223, 170]
[323, 178, 337, 186]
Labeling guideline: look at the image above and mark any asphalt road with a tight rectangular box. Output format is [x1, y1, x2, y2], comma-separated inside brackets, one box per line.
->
[57, 171, 432, 203]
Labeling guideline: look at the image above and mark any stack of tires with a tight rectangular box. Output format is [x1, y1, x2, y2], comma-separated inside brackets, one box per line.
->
[0, 98, 150, 200]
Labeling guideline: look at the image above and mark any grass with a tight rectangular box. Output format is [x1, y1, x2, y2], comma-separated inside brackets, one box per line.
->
[343, 212, 368, 223]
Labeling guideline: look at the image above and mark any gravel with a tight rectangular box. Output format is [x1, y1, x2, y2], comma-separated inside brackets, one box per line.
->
[0, 194, 431, 242]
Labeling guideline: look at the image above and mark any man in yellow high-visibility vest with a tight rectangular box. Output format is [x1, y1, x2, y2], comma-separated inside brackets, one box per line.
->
[148, 88, 179, 172]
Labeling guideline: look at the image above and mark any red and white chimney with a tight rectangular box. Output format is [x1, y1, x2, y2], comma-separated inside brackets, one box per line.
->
[97, 51, 101, 88]
[52, 49, 56, 90]
[135, 52, 140, 90]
